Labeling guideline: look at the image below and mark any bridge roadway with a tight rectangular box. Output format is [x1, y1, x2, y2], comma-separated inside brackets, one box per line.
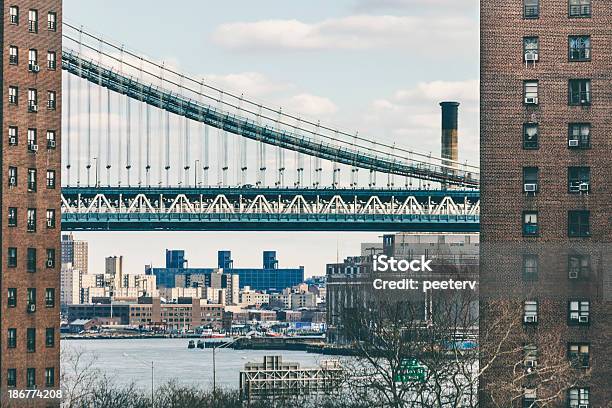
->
[60, 187, 480, 232]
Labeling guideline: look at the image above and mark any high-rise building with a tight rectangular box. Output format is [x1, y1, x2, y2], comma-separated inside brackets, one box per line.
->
[481, 1, 611, 406]
[60, 263, 82, 305]
[0, 1, 62, 403]
[61, 233, 88, 273]
[105, 255, 123, 290]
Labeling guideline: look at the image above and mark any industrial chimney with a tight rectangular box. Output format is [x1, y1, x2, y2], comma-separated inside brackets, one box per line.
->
[439, 101, 459, 188]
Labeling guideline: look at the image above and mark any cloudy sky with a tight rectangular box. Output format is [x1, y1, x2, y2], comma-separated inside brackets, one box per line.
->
[64, 0, 479, 277]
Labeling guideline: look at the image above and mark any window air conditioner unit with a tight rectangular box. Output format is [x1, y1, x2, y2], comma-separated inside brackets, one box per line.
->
[28, 304, 36, 313]
[569, 271, 579, 279]
[579, 183, 589, 192]
[30, 104, 38, 112]
[578, 315, 589, 323]
[9, 177, 16, 185]
[48, 140, 56, 148]
[32, 64, 40, 72]
[31, 144, 38, 152]
[47, 260, 54, 268]
[524, 183, 537, 192]
[569, 139, 580, 147]
[9, 136, 16, 144]
[525, 96, 538, 104]
[579, 404, 589, 408]
[525, 53, 539, 62]
[47, 220, 53, 227]
[524, 315, 537, 323]
[525, 359, 537, 368]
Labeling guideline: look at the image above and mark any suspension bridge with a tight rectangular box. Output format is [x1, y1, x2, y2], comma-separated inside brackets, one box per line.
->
[58, 23, 480, 232]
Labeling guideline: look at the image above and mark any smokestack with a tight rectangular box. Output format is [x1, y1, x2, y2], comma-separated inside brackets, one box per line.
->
[440, 102, 459, 188]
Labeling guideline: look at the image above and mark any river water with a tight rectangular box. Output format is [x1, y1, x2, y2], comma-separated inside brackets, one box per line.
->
[61, 338, 327, 390]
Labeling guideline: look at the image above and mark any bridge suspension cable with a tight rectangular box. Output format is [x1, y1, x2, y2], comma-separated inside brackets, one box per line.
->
[61, 21, 480, 188]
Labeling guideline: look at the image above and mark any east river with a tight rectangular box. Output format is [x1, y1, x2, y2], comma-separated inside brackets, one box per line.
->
[61, 338, 326, 390]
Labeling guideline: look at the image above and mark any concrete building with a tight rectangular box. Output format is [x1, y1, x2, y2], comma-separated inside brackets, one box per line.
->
[105, 255, 123, 290]
[0, 2, 62, 401]
[481, 1, 612, 406]
[239, 287, 270, 308]
[61, 233, 88, 273]
[60, 263, 82, 305]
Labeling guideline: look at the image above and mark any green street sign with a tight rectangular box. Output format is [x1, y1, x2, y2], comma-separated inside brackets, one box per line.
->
[395, 359, 426, 383]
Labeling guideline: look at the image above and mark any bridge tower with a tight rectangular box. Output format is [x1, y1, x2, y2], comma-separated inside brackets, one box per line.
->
[0, 1, 61, 405]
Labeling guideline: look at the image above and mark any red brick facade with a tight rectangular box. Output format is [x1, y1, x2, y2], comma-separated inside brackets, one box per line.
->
[1, 1, 61, 406]
[481, 0, 612, 406]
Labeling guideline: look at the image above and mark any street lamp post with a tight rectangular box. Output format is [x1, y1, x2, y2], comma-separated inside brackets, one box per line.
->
[123, 353, 154, 407]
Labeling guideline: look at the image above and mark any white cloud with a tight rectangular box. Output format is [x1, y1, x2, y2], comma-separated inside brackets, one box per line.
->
[360, 80, 479, 163]
[354, 0, 477, 11]
[203, 72, 294, 98]
[283, 93, 338, 117]
[211, 15, 475, 53]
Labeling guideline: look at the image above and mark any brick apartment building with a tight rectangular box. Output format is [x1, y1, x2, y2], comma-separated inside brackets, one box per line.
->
[481, 0, 612, 406]
[0, 1, 62, 405]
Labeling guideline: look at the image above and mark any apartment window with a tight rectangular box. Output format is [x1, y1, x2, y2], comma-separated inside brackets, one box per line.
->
[568, 387, 589, 407]
[524, 0, 539, 18]
[568, 343, 589, 368]
[26, 248, 37, 273]
[9, 5, 18, 24]
[568, 167, 590, 193]
[47, 130, 56, 149]
[523, 123, 538, 149]
[523, 254, 538, 280]
[524, 300, 538, 324]
[47, 90, 56, 110]
[28, 9, 38, 33]
[27, 208, 37, 232]
[45, 288, 55, 308]
[27, 128, 37, 151]
[45, 328, 55, 347]
[27, 88, 38, 112]
[7, 369, 17, 387]
[568, 300, 590, 325]
[28, 49, 38, 71]
[523, 388, 537, 408]
[8, 167, 17, 187]
[569, 36, 591, 61]
[26, 328, 36, 352]
[524, 81, 539, 104]
[569, 0, 591, 17]
[524, 344, 538, 372]
[9, 86, 18, 104]
[7, 288, 17, 308]
[27, 288, 36, 312]
[47, 51, 56, 70]
[8, 126, 18, 145]
[523, 37, 539, 61]
[45, 367, 55, 387]
[7, 328, 17, 348]
[568, 123, 590, 148]
[9, 45, 18, 64]
[569, 79, 591, 105]
[523, 167, 539, 193]
[8, 247, 17, 268]
[523, 212, 539, 236]
[46, 170, 56, 189]
[8, 207, 17, 227]
[568, 254, 590, 280]
[46, 209, 56, 229]
[27, 168, 37, 191]
[47, 12, 57, 31]
[568, 210, 590, 237]
[26, 368, 36, 388]
[46, 249, 56, 269]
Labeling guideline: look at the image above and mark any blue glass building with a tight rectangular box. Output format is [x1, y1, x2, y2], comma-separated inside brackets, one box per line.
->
[146, 250, 304, 291]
